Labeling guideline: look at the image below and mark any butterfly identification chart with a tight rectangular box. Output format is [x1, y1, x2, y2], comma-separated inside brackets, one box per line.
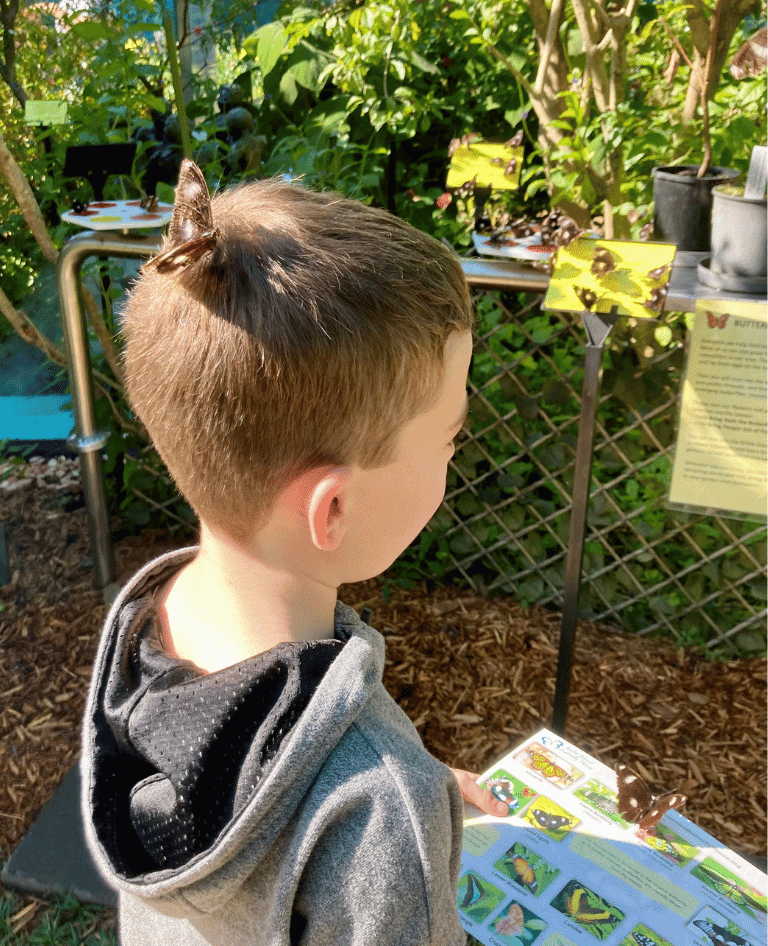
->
[668, 299, 767, 519]
[459, 729, 767, 946]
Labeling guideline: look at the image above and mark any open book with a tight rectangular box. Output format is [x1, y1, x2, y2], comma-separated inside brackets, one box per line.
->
[459, 728, 766, 946]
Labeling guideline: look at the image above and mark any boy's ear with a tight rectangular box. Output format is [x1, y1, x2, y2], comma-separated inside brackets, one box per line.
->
[307, 470, 349, 552]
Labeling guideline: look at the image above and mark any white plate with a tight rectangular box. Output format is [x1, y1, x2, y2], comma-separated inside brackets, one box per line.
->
[472, 230, 555, 261]
[62, 199, 173, 231]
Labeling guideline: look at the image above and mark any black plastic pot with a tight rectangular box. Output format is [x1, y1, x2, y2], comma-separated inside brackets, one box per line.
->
[652, 164, 740, 252]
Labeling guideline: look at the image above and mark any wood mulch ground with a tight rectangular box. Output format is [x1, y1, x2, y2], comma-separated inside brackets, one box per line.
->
[0, 459, 765, 890]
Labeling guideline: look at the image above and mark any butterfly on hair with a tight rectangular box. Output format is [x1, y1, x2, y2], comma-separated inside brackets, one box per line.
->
[614, 763, 686, 830]
[143, 159, 221, 275]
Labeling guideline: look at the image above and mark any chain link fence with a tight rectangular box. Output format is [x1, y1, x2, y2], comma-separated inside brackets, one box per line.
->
[427, 287, 767, 657]
[122, 286, 766, 656]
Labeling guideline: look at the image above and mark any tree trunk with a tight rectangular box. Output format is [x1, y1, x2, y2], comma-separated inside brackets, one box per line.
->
[0, 129, 58, 265]
[681, 0, 760, 123]
[0, 0, 25, 107]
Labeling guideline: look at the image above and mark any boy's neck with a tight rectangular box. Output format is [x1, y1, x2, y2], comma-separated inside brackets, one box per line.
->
[158, 528, 338, 674]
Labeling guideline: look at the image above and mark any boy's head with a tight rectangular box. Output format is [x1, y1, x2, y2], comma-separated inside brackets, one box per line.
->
[123, 162, 473, 545]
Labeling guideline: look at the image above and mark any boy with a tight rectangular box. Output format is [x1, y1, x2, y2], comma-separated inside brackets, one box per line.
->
[81, 161, 506, 946]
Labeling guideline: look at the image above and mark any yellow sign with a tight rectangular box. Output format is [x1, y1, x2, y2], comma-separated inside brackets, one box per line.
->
[668, 301, 767, 518]
[544, 238, 676, 319]
[446, 142, 523, 190]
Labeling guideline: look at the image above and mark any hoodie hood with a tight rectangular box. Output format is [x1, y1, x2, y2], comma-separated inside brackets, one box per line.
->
[81, 548, 389, 904]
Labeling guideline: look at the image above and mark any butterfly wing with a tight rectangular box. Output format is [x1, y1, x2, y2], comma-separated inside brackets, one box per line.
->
[637, 790, 686, 830]
[615, 764, 686, 828]
[591, 246, 616, 277]
[615, 764, 654, 823]
[169, 160, 214, 244]
[144, 160, 220, 274]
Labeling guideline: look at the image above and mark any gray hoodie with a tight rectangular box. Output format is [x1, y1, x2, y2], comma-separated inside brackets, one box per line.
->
[81, 548, 468, 945]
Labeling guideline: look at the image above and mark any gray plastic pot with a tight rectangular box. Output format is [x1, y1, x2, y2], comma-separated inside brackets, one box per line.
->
[652, 164, 740, 252]
[710, 184, 767, 278]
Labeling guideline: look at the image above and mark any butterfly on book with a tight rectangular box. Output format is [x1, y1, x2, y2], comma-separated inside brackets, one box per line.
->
[614, 764, 686, 830]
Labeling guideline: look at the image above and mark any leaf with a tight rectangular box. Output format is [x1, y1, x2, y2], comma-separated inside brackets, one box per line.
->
[408, 50, 439, 75]
[128, 21, 161, 33]
[71, 20, 109, 40]
[255, 22, 289, 78]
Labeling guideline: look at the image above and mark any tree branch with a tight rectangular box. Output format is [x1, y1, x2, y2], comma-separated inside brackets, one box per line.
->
[534, 0, 566, 95]
[0, 130, 58, 265]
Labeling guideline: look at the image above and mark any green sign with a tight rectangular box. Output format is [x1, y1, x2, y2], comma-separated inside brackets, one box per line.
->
[25, 100, 68, 126]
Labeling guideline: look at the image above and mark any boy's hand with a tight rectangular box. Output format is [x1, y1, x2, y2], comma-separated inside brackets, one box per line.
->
[450, 768, 508, 817]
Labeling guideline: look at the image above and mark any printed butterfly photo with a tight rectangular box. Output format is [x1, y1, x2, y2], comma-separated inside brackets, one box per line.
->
[522, 800, 578, 840]
[550, 879, 625, 939]
[692, 915, 754, 946]
[493, 841, 561, 898]
[706, 311, 730, 329]
[513, 741, 583, 789]
[614, 764, 686, 830]
[692, 859, 767, 919]
[619, 923, 674, 946]
[456, 870, 505, 923]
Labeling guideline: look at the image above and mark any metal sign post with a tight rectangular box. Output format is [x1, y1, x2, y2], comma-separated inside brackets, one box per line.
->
[551, 306, 618, 734]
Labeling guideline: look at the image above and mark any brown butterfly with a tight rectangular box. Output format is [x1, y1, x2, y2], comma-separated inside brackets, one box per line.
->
[591, 246, 616, 277]
[647, 262, 672, 281]
[140, 193, 159, 212]
[615, 764, 686, 830]
[575, 286, 598, 310]
[448, 132, 480, 157]
[504, 157, 518, 177]
[452, 175, 478, 198]
[643, 285, 668, 312]
[143, 159, 220, 274]
[539, 211, 561, 245]
[554, 215, 583, 248]
[504, 130, 524, 148]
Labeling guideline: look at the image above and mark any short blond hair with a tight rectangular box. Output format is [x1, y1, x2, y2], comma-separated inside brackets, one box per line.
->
[123, 180, 473, 543]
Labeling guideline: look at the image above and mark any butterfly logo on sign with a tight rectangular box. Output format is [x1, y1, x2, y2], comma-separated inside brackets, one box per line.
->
[706, 311, 730, 329]
[614, 764, 687, 830]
